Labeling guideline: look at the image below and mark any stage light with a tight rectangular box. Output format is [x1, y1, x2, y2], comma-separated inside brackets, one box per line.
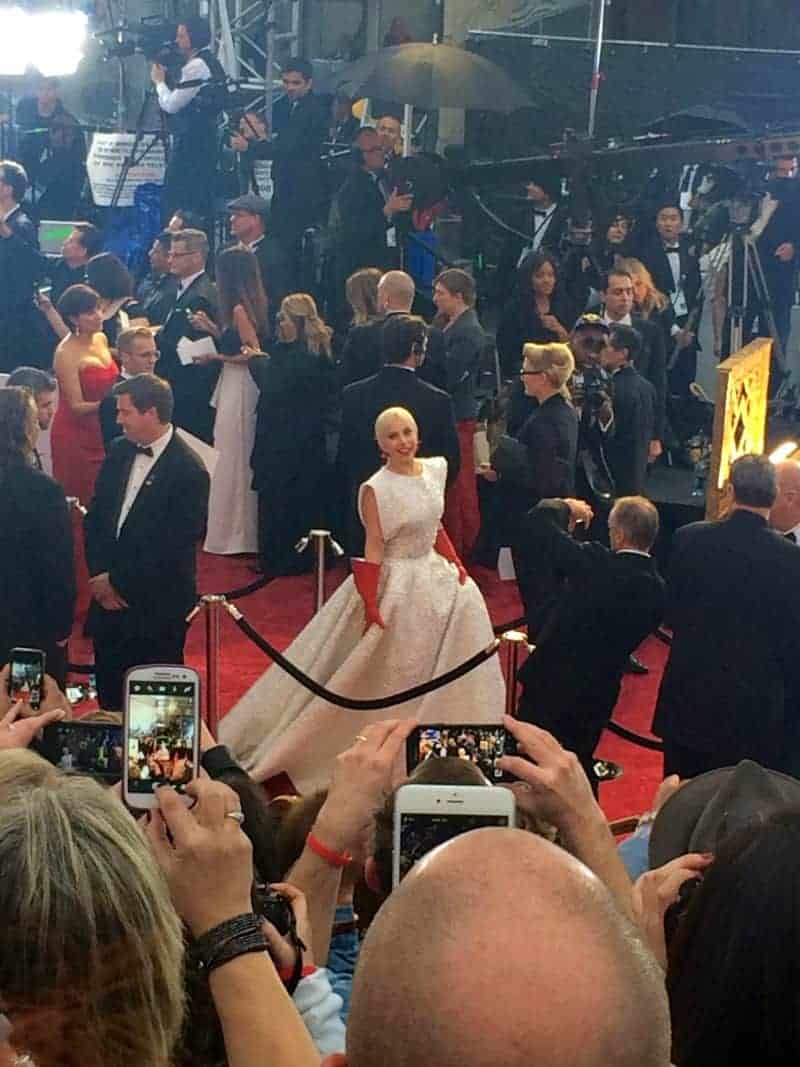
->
[28, 11, 88, 77]
[769, 440, 798, 463]
[0, 8, 30, 76]
[0, 8, 87, 78]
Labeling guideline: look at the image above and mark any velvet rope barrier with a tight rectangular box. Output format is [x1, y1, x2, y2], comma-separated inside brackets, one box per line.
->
[224, 600, 501, 711]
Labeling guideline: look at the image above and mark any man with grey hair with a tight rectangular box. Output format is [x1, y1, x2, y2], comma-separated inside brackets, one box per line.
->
[155, 228, 219, 442]
[516, 495, 665, 788]
[323, 827, 671, 1067]
[769, 459, 800, 542]
[654, 453, 800, 777]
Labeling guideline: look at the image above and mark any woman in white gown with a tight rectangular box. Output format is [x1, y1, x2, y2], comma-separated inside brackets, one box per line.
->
[192, 246, 267, 555]
[220, 406, 505, 792]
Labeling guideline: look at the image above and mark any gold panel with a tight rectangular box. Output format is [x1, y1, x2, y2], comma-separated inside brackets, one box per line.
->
[706, 338, 772, 519]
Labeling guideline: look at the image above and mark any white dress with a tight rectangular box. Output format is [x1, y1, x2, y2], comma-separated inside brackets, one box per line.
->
[219, 456, 505, 793]
[204, 360, 259, 554]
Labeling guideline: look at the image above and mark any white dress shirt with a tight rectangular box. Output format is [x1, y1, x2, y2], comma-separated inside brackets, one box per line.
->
[156, 55, 211, 115]
[178, 270, 203, 295]
[117, 426, 173, 536]
[602, 311, 632, 327]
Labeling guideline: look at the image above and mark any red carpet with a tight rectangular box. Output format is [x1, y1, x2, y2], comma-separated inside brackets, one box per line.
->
[69, 553, 666, 822]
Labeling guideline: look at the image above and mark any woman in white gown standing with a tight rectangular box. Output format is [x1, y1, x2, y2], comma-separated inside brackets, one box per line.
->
[192, 247, 268, 555]
[220, 406, 505, 792]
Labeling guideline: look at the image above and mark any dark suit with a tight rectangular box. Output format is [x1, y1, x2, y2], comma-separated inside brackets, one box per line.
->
[630, 314, 667, 443]
[99, 374, 124, 453]
[495, 293, 578, 378]
[603, 364, 655, 496]
[517, 500, 665, 782]
[339, 314, 448, 393]
[155, 272, 220, 443]
[331, 169, 396, 324]
[495, 202, 570, 300]
[137, 271, 179, 327]
[270, 92, 329, 256]
[753, 180, 800, 351]
[653, 510, 800, 776]
[250, 233, 292, 319]
[637, 235, 702, 395]
[339, 364, 460, 553]
[0, 460, 75, 688]
[0, 205, 48, 373]
[500, 393, 579, 634]
[84, 431, 209, 709]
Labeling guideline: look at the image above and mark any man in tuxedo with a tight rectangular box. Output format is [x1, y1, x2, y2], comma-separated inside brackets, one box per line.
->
[99, 327, 159, 451]
[601, 269, 666, 462]
[0, 160, 48, 373]
[136, 231, 178, 326]
[495, 172, 570, 298]
[268, 58, 329, 276]
[155, 228, 219, 443]
[517, 495, 665, 787]
[84, 374, 209, 711]
[330, 127, 412, 325]
[770, 459, 800, 541]
[434, 268, 487, 556]
[653, 454, 800, 778]
[596, 324, 656, 496]
[227, 193, 291, 316]
[339, 313, 460, 553]
[637, 203, 702, 397]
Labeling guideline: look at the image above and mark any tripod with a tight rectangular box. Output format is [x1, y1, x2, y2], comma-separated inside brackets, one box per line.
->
[723, 224, 785, 379]
[109, 85, 168, 210]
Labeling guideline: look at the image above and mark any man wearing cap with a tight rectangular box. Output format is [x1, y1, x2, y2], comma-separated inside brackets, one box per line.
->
[151, 17, 227, 225]
[228, 194, 291, 318]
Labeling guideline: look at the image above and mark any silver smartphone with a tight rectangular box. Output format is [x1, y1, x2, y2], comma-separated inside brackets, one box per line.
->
[123, 664, 201, 810]
[392, 784, 516, 887]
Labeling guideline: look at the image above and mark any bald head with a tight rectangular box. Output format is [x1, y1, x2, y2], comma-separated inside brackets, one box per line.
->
[770, 460, 800, 535]
[379, 270, 415, 313]
[343, 829, 670, 1067]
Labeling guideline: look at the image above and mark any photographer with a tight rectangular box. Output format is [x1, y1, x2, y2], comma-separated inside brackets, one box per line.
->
[151, 18, 226, 227]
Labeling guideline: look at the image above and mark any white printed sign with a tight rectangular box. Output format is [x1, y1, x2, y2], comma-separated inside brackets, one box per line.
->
[87, 132, 167, 208]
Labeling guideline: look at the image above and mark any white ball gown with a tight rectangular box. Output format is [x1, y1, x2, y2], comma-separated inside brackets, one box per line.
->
[219, 456, 505, 792]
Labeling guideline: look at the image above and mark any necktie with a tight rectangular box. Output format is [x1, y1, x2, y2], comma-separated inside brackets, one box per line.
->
[664, 245, 681, 253]
[135, 444, 153, 457]
[786, 531, 797, 543]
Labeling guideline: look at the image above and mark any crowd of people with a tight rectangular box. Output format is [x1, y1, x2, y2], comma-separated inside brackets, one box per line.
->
[4, 24, 800, 1062]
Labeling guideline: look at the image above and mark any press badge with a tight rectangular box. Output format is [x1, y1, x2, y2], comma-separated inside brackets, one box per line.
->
[386, 226, 397, 248]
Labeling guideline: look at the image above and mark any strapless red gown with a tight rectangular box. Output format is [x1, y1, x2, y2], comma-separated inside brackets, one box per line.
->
[52, 361, 119, 505]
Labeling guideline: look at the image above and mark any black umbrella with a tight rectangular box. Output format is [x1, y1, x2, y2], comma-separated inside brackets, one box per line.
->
[326, 41, 535, 113]
[641, 105, 750, 139]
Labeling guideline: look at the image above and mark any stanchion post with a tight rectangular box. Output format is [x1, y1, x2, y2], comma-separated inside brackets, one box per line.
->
[499, 629, 534, 718]
[295, 528, 345, 618]
[203, 594, 226, 736]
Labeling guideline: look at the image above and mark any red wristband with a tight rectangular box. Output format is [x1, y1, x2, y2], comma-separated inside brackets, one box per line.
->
[306, 831, 352, 868]
[278, 963, 317, 982]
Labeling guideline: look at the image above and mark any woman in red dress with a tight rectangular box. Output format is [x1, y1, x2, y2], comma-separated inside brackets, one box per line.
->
[51, 284, 118, 504]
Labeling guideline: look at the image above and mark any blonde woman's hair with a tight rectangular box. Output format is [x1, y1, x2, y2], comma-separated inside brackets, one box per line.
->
[0, 764, 184, 1067]
[281, 292, 333, 357]
[522, 341, 575, 396]
[617, 257, 668, 318]
[374, 405, 418, 445]
[346, 268, 383, 325]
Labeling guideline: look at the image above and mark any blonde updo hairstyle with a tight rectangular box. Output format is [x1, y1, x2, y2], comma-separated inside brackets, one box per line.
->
[0, 753, 185, 1067]
[521, 341, 575, 398]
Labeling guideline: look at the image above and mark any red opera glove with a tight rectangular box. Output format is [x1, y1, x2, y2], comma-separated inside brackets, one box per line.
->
[351, 558, 386, 633]
[434, 528, 467, 585]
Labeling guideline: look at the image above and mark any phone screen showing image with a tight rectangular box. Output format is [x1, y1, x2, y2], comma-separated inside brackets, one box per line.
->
[399, 811, 512, 882]
[36, 722, 124, 784]
[9, 648, 46, 710]
[126, 678, 197, 794]
[408, 725, 517, 782]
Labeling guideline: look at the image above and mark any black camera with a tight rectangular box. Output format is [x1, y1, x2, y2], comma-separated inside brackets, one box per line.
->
[148, 40, 183, 69]
[253, 885, 295, 937]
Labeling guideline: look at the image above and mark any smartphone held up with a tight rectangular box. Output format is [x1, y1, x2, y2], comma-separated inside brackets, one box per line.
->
[123, 665, 201, 810]
[8, 647, 46, 710]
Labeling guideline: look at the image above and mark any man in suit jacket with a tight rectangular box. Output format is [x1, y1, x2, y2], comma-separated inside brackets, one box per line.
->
[601, 269, 666, 459]
[517, 495, 665, 786]
[155, 228, 220, 443]
[339, 313, 460, 553]
[84, 374, 209, 711]
[596, 324, 656, 497]
[653, 454, 800, 778]
[636, 203, 702, 396]
[99, 327, 159, 452]
[227, 194, 292, 318]
[0, 384, 75, 687]
[330, 128, 412, 326]
[0, 160, 49, 373]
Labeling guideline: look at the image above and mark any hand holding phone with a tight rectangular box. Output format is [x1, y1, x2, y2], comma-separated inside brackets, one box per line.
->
[123, 665, 201, 810]
[7, 647, 46, 710]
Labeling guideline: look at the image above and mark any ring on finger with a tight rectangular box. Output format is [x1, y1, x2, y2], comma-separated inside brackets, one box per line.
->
[355, 734, 368, 743]
[225, 810, 245, 825]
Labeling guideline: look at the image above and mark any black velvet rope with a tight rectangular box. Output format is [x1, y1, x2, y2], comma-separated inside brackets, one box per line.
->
[492, 616, 527, 635]
[232, 611, 500, 710]
[212, 573, 273, 601]
[606, 721, 665, 752]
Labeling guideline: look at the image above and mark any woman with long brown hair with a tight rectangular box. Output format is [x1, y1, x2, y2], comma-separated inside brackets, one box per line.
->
[189, 245, 269, 555]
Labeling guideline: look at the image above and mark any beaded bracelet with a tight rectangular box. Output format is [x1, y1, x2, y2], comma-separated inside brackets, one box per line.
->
[192, 913, 269, 975]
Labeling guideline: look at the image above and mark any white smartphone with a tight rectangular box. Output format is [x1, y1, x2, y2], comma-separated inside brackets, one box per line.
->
[123, 664, 201, 810]
[392, 784, 516, 887]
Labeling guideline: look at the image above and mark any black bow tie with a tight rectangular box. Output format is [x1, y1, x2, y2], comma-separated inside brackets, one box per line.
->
[134, 444, 153, 457]
[664, 245, 681, 253]
[786, 531, 797, 543]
